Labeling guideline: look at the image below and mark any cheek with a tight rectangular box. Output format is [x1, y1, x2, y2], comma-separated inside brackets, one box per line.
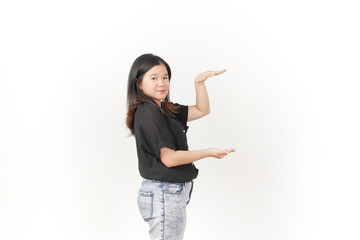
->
[141, 82, 156, 92]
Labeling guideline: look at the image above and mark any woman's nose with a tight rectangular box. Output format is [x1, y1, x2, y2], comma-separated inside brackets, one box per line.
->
[158, 79, 165, 86]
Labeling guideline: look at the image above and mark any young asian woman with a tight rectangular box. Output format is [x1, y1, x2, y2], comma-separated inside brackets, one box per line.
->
[126, 53, 235, 240]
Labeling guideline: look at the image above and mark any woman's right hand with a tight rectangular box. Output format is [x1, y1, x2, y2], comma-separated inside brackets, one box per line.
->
[208, 148, 236, 159]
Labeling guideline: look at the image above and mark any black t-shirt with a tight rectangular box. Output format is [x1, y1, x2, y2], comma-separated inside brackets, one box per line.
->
[133, 98, 199, 183]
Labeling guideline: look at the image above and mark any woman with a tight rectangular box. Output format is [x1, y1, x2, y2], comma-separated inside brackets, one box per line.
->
[126, 53, 235, 239]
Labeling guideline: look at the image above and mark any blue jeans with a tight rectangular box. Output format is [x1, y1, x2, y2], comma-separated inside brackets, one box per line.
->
[137, 178, 194, 240]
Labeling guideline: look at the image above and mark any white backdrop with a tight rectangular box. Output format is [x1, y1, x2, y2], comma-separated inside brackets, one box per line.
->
[1, 0, 359, 239]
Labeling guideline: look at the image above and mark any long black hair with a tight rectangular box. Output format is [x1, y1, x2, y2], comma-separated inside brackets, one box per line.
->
[126, 53, 179, 136]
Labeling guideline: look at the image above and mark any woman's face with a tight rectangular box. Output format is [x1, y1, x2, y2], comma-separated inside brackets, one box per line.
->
[140, 64, 170, 106]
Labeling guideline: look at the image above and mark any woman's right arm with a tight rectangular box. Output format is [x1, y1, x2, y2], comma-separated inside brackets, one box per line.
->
[160, 147, 235, 168]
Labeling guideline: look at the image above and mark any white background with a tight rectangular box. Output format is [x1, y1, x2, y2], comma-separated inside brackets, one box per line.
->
[1, 0, 359, 239]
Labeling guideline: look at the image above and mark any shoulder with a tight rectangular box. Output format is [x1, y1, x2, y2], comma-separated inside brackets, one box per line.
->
[134, 102, 163, 123]
[171, 102, 180, 107]
[170, 102, 187, 111]
[136, 102, 160, 114]
[169, 101, 188, 126]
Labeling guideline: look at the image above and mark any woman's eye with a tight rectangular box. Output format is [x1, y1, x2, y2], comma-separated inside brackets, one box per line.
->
[151, 77, 167, 80]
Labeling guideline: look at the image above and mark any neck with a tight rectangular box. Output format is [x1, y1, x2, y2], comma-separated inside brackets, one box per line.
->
[155, 99, 161, 107]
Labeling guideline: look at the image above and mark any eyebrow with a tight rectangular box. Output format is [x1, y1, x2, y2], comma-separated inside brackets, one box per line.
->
[149, 74, 168, 77]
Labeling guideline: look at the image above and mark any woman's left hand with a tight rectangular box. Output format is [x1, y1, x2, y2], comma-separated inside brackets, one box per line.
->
[195, 69, 226, 84]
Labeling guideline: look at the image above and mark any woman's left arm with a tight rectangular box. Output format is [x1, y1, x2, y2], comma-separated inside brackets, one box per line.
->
[188, 69, 227, 122]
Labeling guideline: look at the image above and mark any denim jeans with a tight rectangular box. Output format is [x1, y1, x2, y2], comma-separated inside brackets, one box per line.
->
[137, 178, 194, 240]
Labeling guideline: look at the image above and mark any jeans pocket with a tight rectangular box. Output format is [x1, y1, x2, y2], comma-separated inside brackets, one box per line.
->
[165, 183, 184, 194]
[137, 190, 153, 221]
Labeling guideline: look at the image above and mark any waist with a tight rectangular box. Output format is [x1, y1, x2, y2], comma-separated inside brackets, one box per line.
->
[142, 177, 193, 185]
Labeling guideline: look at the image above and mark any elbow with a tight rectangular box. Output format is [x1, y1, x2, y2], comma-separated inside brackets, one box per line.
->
[164, 161, 174, 168]
[160, 148, 176, 168]
[161, 157, 175, 168]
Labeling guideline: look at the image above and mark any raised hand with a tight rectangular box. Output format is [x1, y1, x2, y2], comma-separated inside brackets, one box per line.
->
[195, 69, 226, 84]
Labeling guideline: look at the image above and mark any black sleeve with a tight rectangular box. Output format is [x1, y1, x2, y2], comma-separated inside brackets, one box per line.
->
[171, 102, 189, 127]
[137, 106, 176, 160]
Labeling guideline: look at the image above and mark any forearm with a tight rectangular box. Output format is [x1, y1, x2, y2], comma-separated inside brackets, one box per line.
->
[161, 148, 211, 168]
[195, 81, 210, 114]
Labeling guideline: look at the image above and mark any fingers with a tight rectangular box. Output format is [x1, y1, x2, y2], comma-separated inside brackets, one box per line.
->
[206, 69, 226, 77]
[212, 69, 226, 76]
[217, 148, 236, 158]
[226, 148, 236, 153]
[221, 148, 235, 154]
[196, 69, 226, 83]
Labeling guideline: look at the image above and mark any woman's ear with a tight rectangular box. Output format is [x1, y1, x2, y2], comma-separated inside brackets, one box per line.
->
[136, 78, 142, 90]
